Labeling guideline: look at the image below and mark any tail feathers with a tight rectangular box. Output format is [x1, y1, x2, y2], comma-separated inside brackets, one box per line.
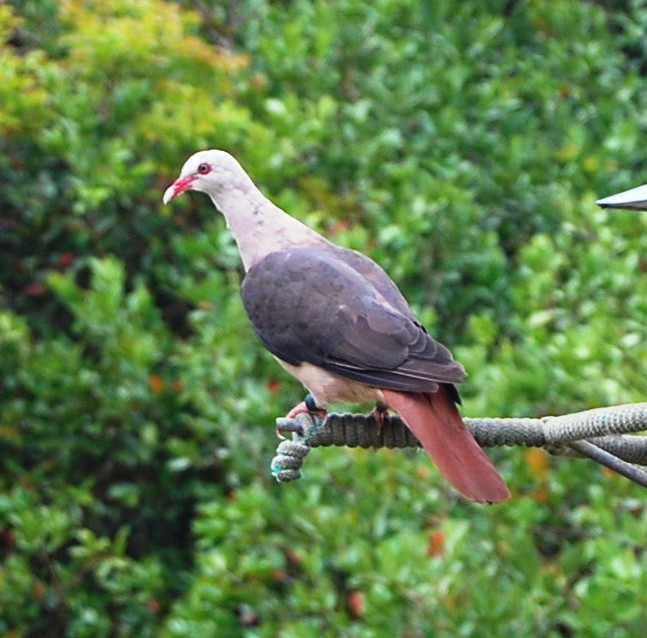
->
[382, 386, 510, 504]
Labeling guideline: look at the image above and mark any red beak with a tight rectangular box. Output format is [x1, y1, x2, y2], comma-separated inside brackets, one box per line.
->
[163, 174, 195, 204]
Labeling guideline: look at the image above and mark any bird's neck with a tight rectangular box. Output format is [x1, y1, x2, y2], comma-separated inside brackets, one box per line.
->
[211, 186, 331, 271]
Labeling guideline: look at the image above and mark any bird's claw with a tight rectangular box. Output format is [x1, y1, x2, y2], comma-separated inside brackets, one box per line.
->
[370, 402, 390, 434]
[286, 394, 328, 420]
[276, 395, 328, 439]
[275, 417, 305, 440]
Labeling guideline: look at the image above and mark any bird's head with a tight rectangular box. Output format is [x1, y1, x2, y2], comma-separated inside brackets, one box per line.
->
[163, 149, 247, 204]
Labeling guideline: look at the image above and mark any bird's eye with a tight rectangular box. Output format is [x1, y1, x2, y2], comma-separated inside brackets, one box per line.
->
[197, 163, 211, 175]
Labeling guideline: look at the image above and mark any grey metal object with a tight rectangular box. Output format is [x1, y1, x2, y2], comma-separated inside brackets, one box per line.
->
[597, 183, 647, 210]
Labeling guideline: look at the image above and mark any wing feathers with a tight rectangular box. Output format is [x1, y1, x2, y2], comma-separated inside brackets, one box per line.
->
[241, 247, 465, 392]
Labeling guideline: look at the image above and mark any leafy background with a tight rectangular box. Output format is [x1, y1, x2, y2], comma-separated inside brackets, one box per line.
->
[2, 0, 647, 636]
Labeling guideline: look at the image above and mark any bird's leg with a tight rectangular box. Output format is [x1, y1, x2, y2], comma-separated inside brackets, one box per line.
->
[277, 393, 328, 439]
[370, 401, 390, 434]
[285, 393, 328, 420]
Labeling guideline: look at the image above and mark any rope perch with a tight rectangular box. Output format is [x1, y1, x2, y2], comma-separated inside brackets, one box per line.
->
[270, 402, 647, 489]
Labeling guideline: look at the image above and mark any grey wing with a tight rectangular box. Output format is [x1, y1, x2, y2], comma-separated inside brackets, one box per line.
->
[240, 248, 465, 393]
[330, 245, 413, 316]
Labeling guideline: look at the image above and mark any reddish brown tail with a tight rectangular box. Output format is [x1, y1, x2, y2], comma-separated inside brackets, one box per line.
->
[382, 386, 510, 504]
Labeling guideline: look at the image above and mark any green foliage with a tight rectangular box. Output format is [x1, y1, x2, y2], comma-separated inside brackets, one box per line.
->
[2, 0, 647, 636]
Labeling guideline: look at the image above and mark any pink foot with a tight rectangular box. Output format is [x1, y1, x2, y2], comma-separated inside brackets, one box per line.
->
[370, 403, 390, 434]
[286, 400, 327, 421]
[277, 396, 328, 439]
[286, 401, 310, 419]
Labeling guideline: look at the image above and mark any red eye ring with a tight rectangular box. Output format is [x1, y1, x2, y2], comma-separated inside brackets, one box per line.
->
[197, 162, 211, 175]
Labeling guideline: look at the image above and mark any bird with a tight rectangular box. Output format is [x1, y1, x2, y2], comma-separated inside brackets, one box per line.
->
[163, 150, 510, 503]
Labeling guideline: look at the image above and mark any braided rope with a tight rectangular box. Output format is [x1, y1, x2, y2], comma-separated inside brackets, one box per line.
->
[271, 403, 647, 488]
